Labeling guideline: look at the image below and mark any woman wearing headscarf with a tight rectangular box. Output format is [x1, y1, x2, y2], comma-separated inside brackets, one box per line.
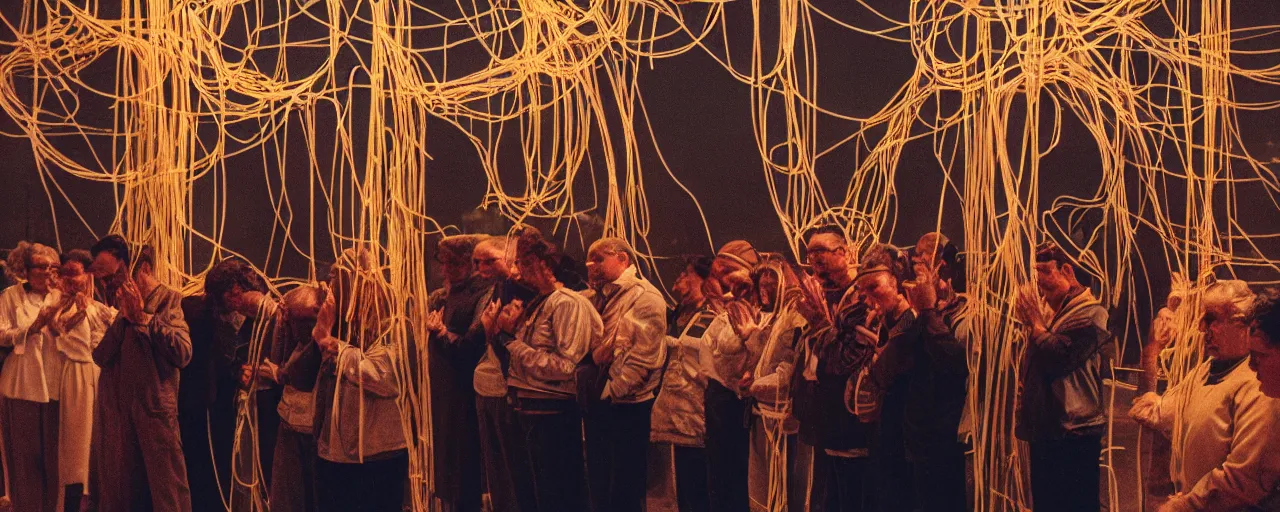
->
[731, 258, 809, 512]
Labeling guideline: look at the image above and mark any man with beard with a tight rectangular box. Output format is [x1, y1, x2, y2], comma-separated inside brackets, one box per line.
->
[424, 235, 492, 512]
[472, 235, 538, 512]
[90, 235, 193, 511]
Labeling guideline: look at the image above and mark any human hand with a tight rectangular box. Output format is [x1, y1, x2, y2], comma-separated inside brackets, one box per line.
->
[727, 301, 760, 340]
[480, 301, 500, 337]
[424, 309, 447, 338]
[116, 278, 146, 325]
[497, 300, 524, 335]
[905, 265, 939, 312]
[1128, 392, 1161, 426]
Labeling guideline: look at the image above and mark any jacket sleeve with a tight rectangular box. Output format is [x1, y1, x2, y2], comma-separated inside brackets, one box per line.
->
[604, 289, 668, 400]
[1028, 309, 1111, 381]
[1166, 382, 1280, 511]
[0, 292, 37, 349]
[440, 289, 492, 369]
[918, 309, 969, 381]
[135, 294, 192, 369]
[334, 333, 400, 398]
[507, 296, 597, 383]
[92, 317, 126, 367]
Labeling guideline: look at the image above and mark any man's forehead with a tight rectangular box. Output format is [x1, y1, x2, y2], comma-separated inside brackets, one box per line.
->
[806, 233, 843, 248]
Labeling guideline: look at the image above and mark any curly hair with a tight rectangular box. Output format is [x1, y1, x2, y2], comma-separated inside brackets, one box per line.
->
[5, 241, 59, 282]
[205, 257, 266, 310]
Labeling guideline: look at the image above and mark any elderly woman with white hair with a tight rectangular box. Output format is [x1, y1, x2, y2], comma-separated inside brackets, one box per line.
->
[1130, 280, 1280, 511]
[0, 241, 67, 511]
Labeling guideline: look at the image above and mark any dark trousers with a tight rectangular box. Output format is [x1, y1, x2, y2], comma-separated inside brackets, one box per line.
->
[178, 407, 221, 512]
[1029, 435, 1102, 512]
[0, 398, 60, 512]
[518, 403, 587, 512]
[703, 380, 750, 512]
[910, 445, 967, 512]
[674, 446, 709, 512]
[810, 449, 869, 512]
[269, 424, 318, 512]
[315, 450, 409, 512]
[476, 396, 537, 512]
[96, 400, 191, 512]
[584, 399, 654, 512]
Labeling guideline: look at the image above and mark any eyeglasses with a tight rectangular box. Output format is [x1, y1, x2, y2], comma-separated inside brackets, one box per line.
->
[29, 264, 58, 273]
[805, 246, 840, 260]
[473, 257, 501, 266]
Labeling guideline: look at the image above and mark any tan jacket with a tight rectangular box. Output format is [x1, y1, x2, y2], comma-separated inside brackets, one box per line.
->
[314, 323, 406, 463]
[1152, 357, 1280, 511]
[584, 267, 668, 403]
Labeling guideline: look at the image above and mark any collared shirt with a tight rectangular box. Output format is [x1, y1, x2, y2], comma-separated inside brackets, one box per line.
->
[507, 288, 602, 400]
[584, 266, 668, 403]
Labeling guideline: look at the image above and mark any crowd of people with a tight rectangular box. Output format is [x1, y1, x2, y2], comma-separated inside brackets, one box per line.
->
[0, 226, 1278, 512]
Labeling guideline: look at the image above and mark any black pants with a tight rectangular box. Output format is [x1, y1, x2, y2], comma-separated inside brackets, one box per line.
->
[811, 450, 869, 512]
[703, 380, 750, 512]
[1029, 435, 1102, 512]
[674, 446, 710, 512]
[518, 403, 587, 512]
[316, 450, 409, 512]
[477, 396, 538, 512]
[910, 444, 967, 512]
[584, 400, 654, 512]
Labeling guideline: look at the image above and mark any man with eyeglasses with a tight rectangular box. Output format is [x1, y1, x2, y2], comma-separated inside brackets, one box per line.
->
[790, 225, 876, 511]
[1012, 242, 1113, 512]
[1130, 280, 1280, 511]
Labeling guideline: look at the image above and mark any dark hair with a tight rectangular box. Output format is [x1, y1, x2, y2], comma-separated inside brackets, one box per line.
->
[861, 243, 908, 283]
[682, 255, 714, 280]
[438, 235, 485, 262]
[1034, 242, 1077, 280]
[1253, 287, 1280, 347]
[803, 224, 847, 245]
[90, 235, 130, 266]
[205, 257, 265, 310]
[60, 249, 93, 269]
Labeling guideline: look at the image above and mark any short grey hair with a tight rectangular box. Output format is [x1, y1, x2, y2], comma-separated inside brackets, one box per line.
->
[588, 237, 637, 265]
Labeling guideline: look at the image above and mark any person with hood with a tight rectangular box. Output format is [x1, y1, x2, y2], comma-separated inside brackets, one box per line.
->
[700, 240, 760, 512]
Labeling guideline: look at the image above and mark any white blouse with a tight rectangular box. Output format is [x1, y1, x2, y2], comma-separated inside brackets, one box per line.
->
[0, 284, 62, 402]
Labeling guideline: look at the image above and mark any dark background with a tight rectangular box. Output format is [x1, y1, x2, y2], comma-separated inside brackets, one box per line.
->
[2, 0, 1279, 363]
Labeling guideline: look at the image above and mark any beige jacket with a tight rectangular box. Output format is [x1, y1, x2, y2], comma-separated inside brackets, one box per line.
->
[1152, 357, 1280, 511]
[584, 267, 668, 403]
[315, 323, 406, 463]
